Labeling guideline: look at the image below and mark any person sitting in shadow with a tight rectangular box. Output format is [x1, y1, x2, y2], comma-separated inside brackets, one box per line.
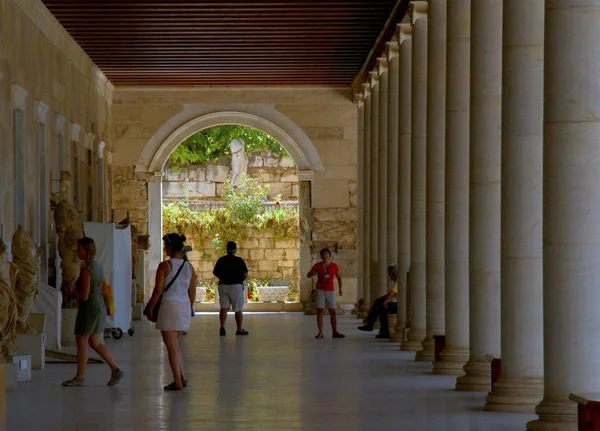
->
[358, 264, 398, 339]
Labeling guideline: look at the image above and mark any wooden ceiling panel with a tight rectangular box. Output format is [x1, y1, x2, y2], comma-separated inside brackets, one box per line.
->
[42, 0, 399, 86]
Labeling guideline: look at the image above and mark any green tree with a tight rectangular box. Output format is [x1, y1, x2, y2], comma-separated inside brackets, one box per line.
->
[169, 125, 290, 166]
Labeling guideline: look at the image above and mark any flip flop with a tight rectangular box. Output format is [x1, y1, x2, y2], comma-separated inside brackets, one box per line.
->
[236, 329, 249, 336]
[315, 333, 324, 339]
[164, 382, 183, 391]
[332, 333, 346, 339]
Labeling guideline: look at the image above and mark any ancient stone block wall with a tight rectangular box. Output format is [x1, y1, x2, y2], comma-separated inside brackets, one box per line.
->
[0, 0, 113, 282]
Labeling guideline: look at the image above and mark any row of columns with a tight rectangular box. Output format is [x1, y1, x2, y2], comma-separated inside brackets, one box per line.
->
[356, 0, 600, 428]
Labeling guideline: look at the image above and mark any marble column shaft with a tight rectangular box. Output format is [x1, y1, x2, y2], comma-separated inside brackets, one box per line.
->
[433, 0, 470, 376]
[356, 94, 366, 314]
[417, 0, 447, 363]
[403, 1, 428, 354]
[396, 24, 413, 340]
[528, 1, 600, 429]
[360, 85, 372, 316]
[485, 0, 543, 414]
[369, 72, 380, 306]
[456, 0, 502, 392]
[377, 57, 390, 299]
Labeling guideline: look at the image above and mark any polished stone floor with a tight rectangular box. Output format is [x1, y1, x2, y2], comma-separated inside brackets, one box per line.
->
[8, 313, 534, 430]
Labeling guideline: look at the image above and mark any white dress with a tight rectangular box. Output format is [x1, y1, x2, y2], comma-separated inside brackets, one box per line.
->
[155, 258, 193, 331]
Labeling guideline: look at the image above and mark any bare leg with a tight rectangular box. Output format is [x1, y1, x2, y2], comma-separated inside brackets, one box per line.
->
[234, 311, 243, 332]
[329, 309, 339, 334]
[75, 335, 90, 378]
[316, 309, 324, 336]
[177, 332, 185, 382]
[89, 333, 118, 373]
[219, 308, 228, 328]
[161, 330, 183, 388]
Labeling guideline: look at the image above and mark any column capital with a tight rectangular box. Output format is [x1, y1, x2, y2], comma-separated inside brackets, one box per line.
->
[377, 56, 389, 75]
[386, 38, 400, 61]
[356, 93, 365, 108]
[369, 71, 379, 89]
[362, 82, 371, 97]
[297, 170, 314, 182]
[97, 141, 106, 158]
[35, 101, 49, 124]
[410, 1, 429, 24]
[85, 132, 96, 150]
[71, 123, 81, 143]
[397, 23, 413, 45]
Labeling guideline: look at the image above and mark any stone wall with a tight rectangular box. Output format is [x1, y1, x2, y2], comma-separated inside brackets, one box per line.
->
[0, 0, 113, 282]
[111, 87, 359, 305]
[163, 151, 299, 201]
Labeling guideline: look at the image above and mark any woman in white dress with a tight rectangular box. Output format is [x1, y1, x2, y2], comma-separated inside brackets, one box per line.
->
[146, 233, 197, 390]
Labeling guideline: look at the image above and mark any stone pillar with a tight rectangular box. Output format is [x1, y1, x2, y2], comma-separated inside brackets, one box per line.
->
[355, 93, 366, 316]
[360, 84, 372, 317]
[416, 0, 446, 363]
[527, 2, 600, 429]
[432, 0, 470, 376]
[369, 71, 380, 306]
[377, 57, 389, 299]
[456, 0, 502, 392]
[485, 0, 543, 413]
[386, 39, 400, 306]
[395, 22, 412, 341]
[299, 180, 314, 306]
[147, 172, 163, 293]
[403, 1, 428, 353]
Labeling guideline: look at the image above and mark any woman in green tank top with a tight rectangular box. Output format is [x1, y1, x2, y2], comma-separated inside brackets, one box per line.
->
[62, 237, 124, 387]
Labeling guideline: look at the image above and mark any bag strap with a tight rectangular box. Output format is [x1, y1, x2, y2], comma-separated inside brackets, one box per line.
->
[163, 257, 188, 294]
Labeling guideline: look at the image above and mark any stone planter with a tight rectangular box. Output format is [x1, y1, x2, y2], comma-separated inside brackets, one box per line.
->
[256, 286, 288, 303]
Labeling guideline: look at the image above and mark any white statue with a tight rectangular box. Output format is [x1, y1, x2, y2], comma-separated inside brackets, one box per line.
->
[230, 139, 248, 187]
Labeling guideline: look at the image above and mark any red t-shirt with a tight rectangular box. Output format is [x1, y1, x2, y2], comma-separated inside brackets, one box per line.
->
[311, 262, 339, 291]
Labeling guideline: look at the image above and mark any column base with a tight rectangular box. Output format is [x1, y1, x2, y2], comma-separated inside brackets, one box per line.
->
[401, 328, 425, 352]
[455, 358, 491, 392]
[415, 334, 435, 362]
[432, 346, 469, 375]
[526, 399, 577, 431]
[485, 377, 543, 413]
[357, 305, 369, 319]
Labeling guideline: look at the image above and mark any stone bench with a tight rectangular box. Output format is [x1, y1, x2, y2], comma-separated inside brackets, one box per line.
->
[570, 393, 600, 430]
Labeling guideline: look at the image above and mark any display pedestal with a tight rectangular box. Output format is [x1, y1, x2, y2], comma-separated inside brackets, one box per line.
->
[61, 308, 77, 347]
[17, 333, 45, 370]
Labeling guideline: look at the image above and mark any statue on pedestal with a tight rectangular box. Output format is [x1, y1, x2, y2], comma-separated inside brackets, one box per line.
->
[230, 139, 248, 187]
[0, 240, 18, 362]
[11, 225, 41, 334]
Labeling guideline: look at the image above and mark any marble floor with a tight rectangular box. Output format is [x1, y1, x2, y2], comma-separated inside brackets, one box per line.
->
[8, 313, 535, 431]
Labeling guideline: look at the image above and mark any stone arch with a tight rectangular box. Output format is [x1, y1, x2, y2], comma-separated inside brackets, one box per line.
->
[136, 105, 325, 175]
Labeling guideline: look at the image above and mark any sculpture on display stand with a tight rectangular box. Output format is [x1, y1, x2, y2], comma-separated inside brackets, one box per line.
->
[53, 171, 84, 308]
[11, 225, 41, 334]
[230, 139, 248, 187]
[0, 236, 18, 362]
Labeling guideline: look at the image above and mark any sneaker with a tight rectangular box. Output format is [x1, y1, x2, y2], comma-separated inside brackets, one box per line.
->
[235, 329, 249, 336]
[220, 327, 226, 336]
[107, 368, 124, 387]
[375, 333, 390, 339]
[62, 377, 85, 387]
[358, 325, 373, 332]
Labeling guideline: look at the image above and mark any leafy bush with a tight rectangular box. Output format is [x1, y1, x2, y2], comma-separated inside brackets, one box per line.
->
[169, 125, 290, 167]
[222, 177, 269, 223]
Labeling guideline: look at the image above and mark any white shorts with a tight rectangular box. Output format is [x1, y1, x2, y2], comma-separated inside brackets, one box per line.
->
[315, 289, 336, 309]
[155, 300, 191, 331]
[218, 284, 245, 312]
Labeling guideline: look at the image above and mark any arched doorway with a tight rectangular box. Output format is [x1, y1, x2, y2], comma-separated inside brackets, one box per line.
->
[138, 108, 325, 307]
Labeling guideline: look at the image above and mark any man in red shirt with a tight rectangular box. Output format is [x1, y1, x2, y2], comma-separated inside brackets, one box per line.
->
[307, 248, 345, 339]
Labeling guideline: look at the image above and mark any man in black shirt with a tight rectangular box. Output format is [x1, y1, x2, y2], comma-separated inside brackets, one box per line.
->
[213, 241, 249, 336]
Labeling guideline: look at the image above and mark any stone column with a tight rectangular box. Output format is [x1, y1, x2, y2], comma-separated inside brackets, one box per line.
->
[299, 180, 314, 305]
[360, 84, 372, 317]
[356, 93, 366, 316]
[456, 0, 502, 392]
[432, 0, 470, 376]
[416, 0, 447, 362]
[377, 57, 389, 299]
[485, 0, 543, 413]
[395, 23, 412, 339]
[386, 39, 400, 310]
[403, 1, 428, 353]
[147, 172, 163, 294]
[527, 2, 600, 429]
[369, 71, 380, 306]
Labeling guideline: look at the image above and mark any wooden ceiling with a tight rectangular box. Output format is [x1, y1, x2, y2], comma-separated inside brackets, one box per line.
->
[42, 0, 399, 86]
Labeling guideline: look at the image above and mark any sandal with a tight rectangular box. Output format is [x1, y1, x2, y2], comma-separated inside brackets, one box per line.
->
[107, 368, 124, 387]
[182, 378, 188, 388]
[62, 377, 85, 387]
[164, 382, 183, 391]
[235, 329, 249, 336]
[332, 333, 346, 339]
[315, 333, 324, 339]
